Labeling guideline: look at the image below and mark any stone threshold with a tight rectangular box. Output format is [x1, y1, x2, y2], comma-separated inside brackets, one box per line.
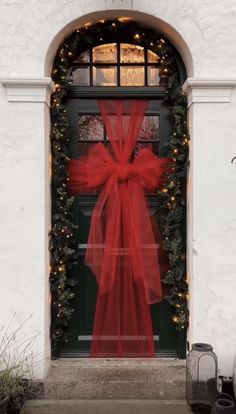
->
[22, 399, 191, 414]
[51, 357, 186, 367]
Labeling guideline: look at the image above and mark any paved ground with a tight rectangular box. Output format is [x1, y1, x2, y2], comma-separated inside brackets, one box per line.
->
[21, 400, 192, 414]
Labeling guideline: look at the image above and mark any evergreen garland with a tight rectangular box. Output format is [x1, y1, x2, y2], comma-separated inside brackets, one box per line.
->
[50, 19, 189, 351]
[160, 66, 189, 331]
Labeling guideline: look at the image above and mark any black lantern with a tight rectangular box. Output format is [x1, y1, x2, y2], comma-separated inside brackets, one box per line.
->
[186, 343, 218, 413]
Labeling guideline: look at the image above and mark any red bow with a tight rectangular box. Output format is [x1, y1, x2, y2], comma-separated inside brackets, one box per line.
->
[68, 142, 168, 304]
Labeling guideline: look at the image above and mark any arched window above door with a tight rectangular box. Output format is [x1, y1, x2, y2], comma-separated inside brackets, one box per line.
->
[70, 43, 162, 86]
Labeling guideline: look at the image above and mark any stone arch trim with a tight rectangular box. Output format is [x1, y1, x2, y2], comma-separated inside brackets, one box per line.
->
[49, 19, 189, 354]
[45, 9, 194, 78]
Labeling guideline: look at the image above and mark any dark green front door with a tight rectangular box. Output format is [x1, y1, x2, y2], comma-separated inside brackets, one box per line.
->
[60, 89, 181, 357]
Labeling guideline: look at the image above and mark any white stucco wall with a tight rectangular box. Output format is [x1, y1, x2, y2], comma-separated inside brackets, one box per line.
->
[186, 88, 236, 375]
[0, 0, 236, 379]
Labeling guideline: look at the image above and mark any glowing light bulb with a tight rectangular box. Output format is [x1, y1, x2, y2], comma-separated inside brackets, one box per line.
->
[134, 33, 141, 40]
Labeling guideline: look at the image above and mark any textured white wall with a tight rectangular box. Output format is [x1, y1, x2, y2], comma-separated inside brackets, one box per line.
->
[0, 83, 51, 378]
[0, 0, 236, 378]
[1, 0, 236, 78]
[187, 92, 236, 375]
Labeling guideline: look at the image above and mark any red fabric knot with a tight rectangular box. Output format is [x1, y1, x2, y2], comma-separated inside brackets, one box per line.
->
[116, 163, 133, 182]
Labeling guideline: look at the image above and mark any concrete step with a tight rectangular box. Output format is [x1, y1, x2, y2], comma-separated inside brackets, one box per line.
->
[21, 399, 191, 414]
[39, 358, 186, 400]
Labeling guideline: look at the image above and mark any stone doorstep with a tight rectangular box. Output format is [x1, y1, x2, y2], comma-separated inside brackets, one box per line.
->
[47, 358, 186, 382]
[30, 358, 186, 400]
[44, 380, 186, 400]
[21, 399, 192, 414]
[50, 358, 186, 367]
[50, 358, 186, 368]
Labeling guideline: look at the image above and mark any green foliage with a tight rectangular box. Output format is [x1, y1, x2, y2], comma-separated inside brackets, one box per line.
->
[159, 60, 189, 330]
[50, 19, 189, 350]
[0, 315, 34, 409]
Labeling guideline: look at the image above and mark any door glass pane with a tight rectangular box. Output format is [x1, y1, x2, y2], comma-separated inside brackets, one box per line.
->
[93, 43, 117, 63]
[120, 43, 144, 63]
[134, 142, 153, 156]
[139, 116, 160, 141]
[120, 66, 144, 86]
[148, 67, 160, 86]
[134, 142, 159, 157]
[78, 115, 104, 141]
[147, 50, 160, 63]
[73, 50, 90, 63]
[105, 116, 160, 141]
[78, 142, 96, 157]
[72, 67, 90, 85]
[93, 66, 117, 86]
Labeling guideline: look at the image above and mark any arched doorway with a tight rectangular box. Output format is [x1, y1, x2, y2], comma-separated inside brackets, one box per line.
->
[50, 18, 188, 359]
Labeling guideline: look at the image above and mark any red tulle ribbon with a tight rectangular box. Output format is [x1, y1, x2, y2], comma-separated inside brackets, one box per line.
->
[68, 100, 169, 357]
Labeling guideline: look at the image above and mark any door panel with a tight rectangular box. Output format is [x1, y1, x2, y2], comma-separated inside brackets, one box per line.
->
[60, 95, 178, 357]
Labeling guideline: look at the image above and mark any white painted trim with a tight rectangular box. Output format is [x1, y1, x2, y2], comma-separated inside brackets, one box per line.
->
[104, 0, 132, 9]
[182, 78, 236, 107]
[0, 77, 55, 106]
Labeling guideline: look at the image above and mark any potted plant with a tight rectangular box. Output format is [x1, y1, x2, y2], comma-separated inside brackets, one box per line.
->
[7, 377, 29, 414]
[0, 370, 22, 414]
[0, 378, 8, 414]
[0, 315, 35, 414]
[0, 370, 31, 414]
[0, 397, 8, 414]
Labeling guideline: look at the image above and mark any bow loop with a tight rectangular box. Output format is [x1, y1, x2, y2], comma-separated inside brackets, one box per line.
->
[68, 142, 169, 195]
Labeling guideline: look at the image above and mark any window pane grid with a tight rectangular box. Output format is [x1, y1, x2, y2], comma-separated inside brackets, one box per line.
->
[71, 42, 162, 87]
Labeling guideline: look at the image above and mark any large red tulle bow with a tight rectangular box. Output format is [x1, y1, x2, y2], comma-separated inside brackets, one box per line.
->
[68, 140, 168, 305]
[67, 100, 170, 357]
